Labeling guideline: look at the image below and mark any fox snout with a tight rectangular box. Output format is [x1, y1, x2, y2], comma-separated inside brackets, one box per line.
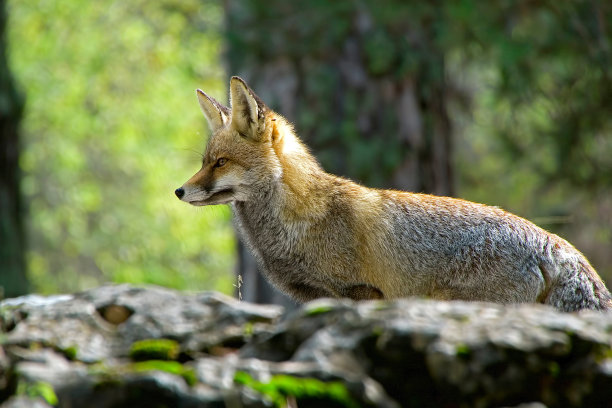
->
[175, 181, 238, 206]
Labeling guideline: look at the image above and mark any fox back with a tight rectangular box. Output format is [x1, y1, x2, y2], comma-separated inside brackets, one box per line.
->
[176, 76, 612, 312]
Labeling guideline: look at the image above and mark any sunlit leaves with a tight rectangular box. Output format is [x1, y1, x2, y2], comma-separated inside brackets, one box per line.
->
[8, 0, 234, 293]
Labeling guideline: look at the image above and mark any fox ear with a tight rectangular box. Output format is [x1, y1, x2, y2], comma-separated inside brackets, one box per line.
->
[196, 89, 229, 133]
[230, 76, 266, 140]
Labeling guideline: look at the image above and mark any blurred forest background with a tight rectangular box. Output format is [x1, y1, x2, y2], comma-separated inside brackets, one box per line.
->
[1, 0, 611, 302]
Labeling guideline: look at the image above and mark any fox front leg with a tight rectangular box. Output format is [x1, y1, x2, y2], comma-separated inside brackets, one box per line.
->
[286, 282, 336, 303]
[285, 282, 383, 302]
[341, 284, 384, 301]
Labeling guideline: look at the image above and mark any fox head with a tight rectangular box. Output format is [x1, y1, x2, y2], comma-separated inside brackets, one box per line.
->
[175, 76, 286, 206]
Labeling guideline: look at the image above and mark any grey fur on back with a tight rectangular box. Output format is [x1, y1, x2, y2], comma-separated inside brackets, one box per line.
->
[384, 194, 612, 312]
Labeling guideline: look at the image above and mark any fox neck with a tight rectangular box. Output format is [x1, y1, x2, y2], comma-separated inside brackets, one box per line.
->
[270, 118, 332, 220]
[232, 119, 333, 256]
[272, 118, 332, 217]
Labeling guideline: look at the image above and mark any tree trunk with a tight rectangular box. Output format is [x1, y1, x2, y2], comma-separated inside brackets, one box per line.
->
[0, 0, 28, 298]
[225, 1, 452, 304]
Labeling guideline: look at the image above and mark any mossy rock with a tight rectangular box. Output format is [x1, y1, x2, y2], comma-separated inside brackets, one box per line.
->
[234, 371, 358, 408]
[129, 338, 180, 361]
[16, 380, 58, 406]
[132, 360, 197, 386]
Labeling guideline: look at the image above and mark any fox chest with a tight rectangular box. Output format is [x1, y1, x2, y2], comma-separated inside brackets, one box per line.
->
[231, 203, 352, 294]
[232, 203, 305, 269]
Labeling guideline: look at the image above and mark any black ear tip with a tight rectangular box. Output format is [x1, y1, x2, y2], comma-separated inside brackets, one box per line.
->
[231, 76, 247, 86]
[196, 89, 208, 100]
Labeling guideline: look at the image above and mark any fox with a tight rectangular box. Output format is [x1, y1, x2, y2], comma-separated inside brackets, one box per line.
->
[175, 76, 612, 312]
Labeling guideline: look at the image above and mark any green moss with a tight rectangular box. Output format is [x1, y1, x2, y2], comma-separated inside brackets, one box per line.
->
[132, 360, 197, 386]
[180, 367, 198, 386]
[243, 321, 254, 337]
[455, 343, 471, 358]
[88, 359, 197, 388]
[372, 301, 391, 311]
[88, 361, 124, 389]
[548, 361, 560, 378]
[304, 304, 334, 316]
[234, 371, 358, 408]
[0, 306, 17, 331]
[61, 345, 78, 360]
[17, 381, 58, 406]
[129, 338, 180, 361]
[456, 315, 471, 323]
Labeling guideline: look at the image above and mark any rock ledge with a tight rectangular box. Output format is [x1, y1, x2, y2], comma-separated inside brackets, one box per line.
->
[1, 284, 612, 407]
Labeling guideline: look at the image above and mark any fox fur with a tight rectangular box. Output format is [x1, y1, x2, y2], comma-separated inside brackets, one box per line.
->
[176, 76, 612, 312]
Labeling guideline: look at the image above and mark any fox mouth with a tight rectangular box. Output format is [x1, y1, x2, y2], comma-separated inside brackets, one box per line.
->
[189, 188, 234, 206]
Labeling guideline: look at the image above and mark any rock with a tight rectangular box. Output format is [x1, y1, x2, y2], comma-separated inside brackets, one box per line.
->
[1, 284, 612, 407]
[1, 396, 53, 408]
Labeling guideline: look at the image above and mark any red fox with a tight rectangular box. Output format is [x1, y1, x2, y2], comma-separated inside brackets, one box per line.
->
[175, 76, 612, 312]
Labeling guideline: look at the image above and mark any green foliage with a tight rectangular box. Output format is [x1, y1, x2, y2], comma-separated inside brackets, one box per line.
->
[234, 371, 359, 408]
[7, 0, 612, 292]
[129, 338, 180, 361]
[448, 0, 612, 279]
[227, 1, 417, 188]
[7, 0, 234, 293]
[448, 0, 612, 190]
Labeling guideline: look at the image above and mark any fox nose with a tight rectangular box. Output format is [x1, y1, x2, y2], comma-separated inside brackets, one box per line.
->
[175, 187, 185, 199]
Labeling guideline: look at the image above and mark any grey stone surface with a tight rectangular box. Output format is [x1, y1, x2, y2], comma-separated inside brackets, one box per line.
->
[1, 284, 612, 407]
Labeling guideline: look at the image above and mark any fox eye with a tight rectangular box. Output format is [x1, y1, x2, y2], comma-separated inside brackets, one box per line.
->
[214, 158, 227, 168]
